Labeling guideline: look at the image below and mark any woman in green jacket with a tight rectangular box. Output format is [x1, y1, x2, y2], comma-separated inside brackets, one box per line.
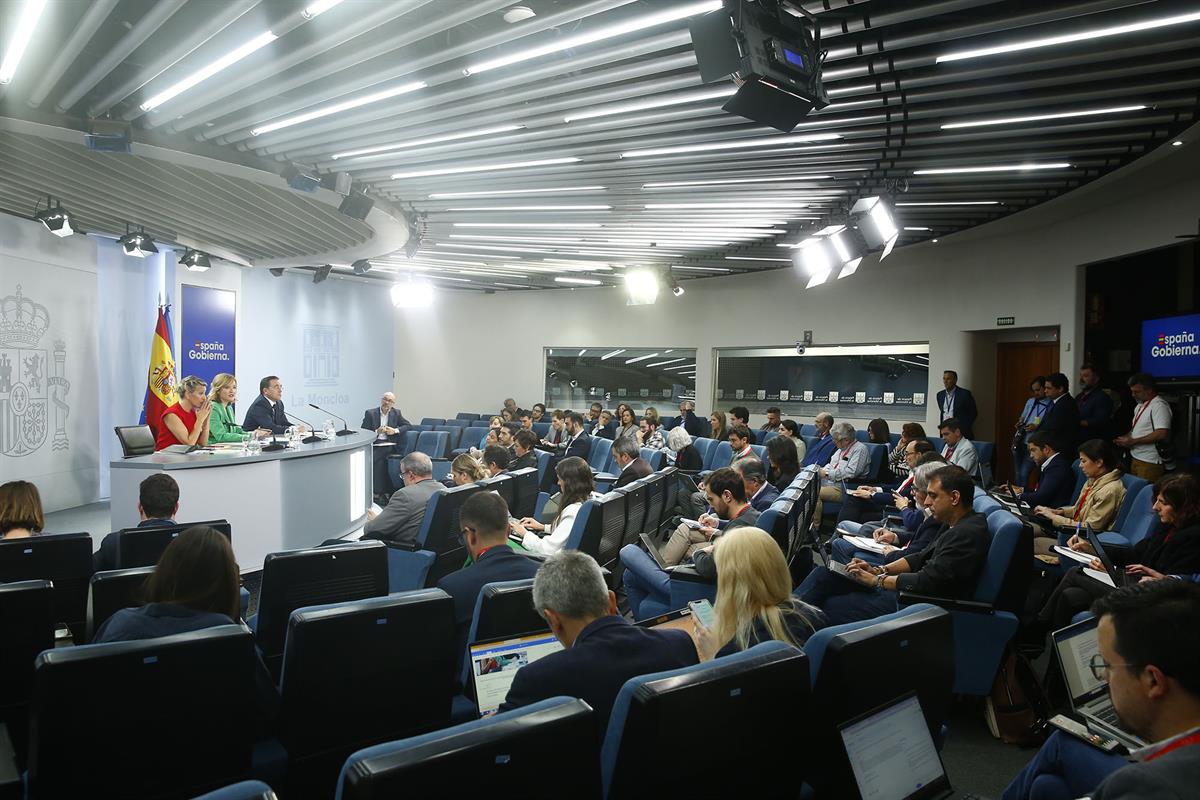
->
[207, 373, 264, 443]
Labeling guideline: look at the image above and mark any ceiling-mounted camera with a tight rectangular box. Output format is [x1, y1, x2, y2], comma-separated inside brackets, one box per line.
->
[795, 342, 807, 355]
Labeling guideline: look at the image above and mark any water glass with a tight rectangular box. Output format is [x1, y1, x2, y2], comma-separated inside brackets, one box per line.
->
[323, 419, 336, 438]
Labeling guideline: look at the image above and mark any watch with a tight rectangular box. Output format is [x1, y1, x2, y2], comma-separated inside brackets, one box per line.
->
[875, 573, 886, 589]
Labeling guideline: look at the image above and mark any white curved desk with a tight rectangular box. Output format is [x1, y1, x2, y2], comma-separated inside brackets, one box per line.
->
[109, 431, 375, 571]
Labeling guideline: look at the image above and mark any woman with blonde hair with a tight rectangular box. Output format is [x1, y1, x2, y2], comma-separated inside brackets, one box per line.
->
[450, 453, 488, 485]
[0, 480, 44, 539]
[206, 373, 261, 443]
[694, 526, 825, 660]
[155, 375, 211, 451]
[709, 411, 728, 443]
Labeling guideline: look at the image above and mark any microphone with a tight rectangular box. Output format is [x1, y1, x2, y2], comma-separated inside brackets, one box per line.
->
[309, 403, 354, 436]
[284, 410, 324, 444]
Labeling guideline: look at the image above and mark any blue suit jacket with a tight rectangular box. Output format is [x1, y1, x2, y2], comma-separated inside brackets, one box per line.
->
[499, 615, 698, 733]
[1019, 454, 1075, 509]
[435, 546, 541, 673]
[242, 394, 289, 434]
[802, 434, 836, 468]
[1037, 394, 1081, 452]
[751, 482, 781, 512]
[676, 412, 707, 438]
[937, 387, 978, 439]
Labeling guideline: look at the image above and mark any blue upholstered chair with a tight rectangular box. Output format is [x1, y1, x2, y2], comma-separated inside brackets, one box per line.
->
[705, 440, 733, 471]
[1112, 474, 1150, 531]
[601, 641, 809, 799]
[973, 493, 1003, 517]
[587, 437, 613, 475]
[415, 430, 450, 459]
[1097, 483, 1156, 547]
[191, 780, 277, 800]
[385, 483, 483, 592]
[419, 417, 444, 427]
[688, 437, 715, 471]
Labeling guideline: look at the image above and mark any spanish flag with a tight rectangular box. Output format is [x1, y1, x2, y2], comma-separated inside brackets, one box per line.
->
[139, 305, 176, 437]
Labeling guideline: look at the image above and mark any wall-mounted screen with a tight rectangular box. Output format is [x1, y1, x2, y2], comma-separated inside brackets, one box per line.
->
[1142, 313, 1200, 379]
[544, 348, 696, 409]
[714, 344, 929, 421]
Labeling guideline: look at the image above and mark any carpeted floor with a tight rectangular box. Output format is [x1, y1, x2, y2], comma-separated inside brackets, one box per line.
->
[942, 699, 1038, 797]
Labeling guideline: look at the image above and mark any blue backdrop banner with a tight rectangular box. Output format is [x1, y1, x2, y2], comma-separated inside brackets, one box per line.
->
[180, 284, 236, 386]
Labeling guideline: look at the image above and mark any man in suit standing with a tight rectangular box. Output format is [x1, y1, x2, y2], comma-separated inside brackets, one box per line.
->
[242, 375, 290, 434]
[361, 452, 442, 546]
[937, 370, 978, 440]
[498, 550, 698, 732]
[542, 411, 591, 490]
[1014, 431, 1075, 509]
[733, 457, 780, 512]
[362, 392, 411, 498]
[611, 436, 651, 489]
[436, 492, 540, 676]
[1076, 363, 1115, 444]
[1038, 372, 1081, 453]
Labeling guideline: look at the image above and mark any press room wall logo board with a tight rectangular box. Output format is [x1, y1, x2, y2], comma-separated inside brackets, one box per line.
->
[0, 286, 70, 457]
[180, 285, 236, 386]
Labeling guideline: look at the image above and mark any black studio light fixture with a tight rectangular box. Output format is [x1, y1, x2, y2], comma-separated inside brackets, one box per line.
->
[351, 259, 371, 275]
[33, 195, 74, 237]
[180, 249, 211, 271]
[119, 223, 158, 258]
[312, 264, 333, 284]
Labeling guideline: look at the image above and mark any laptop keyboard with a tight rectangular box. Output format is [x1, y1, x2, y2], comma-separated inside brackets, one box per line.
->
[1093, 705, 1121, 726]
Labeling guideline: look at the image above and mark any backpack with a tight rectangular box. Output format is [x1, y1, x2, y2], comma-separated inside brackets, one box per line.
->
[985, 646, 1051, 746]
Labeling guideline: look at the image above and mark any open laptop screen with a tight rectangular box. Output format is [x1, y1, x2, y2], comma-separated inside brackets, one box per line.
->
[469, 631, 563, 717]
[839, 693, 949, 800]
[1052, 616, 1106, 705]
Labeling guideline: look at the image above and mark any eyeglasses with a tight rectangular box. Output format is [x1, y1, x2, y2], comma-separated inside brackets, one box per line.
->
[1088, 653, 1142, 682]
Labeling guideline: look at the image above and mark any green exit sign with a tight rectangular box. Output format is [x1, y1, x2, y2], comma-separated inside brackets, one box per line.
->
[996, 316, 1015, 326]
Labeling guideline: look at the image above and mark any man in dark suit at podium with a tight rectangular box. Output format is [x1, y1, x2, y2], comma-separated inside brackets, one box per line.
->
[242, 375, 290, 434]
[362, 391, 411, 499]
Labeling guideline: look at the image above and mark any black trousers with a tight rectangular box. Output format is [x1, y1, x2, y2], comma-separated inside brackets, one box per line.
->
[1037, 565, 1112, 630]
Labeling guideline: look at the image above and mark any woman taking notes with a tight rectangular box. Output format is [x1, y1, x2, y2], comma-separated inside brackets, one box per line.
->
[155, 375, 212, 451]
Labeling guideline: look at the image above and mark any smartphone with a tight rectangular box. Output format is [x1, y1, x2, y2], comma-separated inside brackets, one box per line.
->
[689, 599, 716, 629]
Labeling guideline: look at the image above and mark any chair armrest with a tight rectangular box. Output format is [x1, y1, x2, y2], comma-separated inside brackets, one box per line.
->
[668, 565, 713, 584]
[898, 591, 996, 614]
[384, 539, 420, 552]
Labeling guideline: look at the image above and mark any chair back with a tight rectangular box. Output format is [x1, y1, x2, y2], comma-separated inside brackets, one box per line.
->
[640, 447, 667, 471]
[602, 641, 809, 799]
[190, 780, 276, 800]
[88, 566, 154, 641]
[758, 504, 791, 555]
[587, 437, 613, 473]
[27, 625, 257, 799]
[749, 443, 767, 464]
[114, 424, 155, 457]
[1113, 474, 1150, 531]
[507, 467, 540, 519]
[420, 417, 445, 427]
[460, 578, 545, 688]
[415, 483, 485, 584]
[462, 426, 489, 449]
[0, 579, 54, 715]
[400, 429, 419, 455]
[433, 425, 463, 449]
[116, 519, 232, 569]
[532, 422, 551, 437]
[0, 532, 92, 640]
[535, 450, 551, 486]
[615, 481, 647, 549]
[805, 604, 954, 796]
[641, 472, 665, 537]
[1112, 484, 1156, 545]
[976, 510, 1023, 607]
[799, 424, 817, 436]
[972, 494, 1002, 517]
[854, 429, 872, 443]
[280, 591, 456, 792]
[592, 492, 627, 570]
[707, 440, 733, 470]
[256, 541, 388, 680]
[441, 418, 469, 428]
[455, 413, 480, 421]
[415, 430, 450, 459]
[562, 500, 603, 557]
[689, 437, 715, 469]
[1070, 458, 1086, 501]
[476, 473, 515, 511]
[659, 467, 679, 531]
[864, 442, 888, 480]
[336, 697, 598, 800]
[761, 430, 779, 443]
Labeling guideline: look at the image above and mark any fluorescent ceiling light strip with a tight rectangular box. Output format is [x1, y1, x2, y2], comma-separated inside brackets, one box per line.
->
[725, 256, 792, 262]
[601, 349, 627, 360]
[453, 222, 604, 229]
[940, 104, 1146, 129]
[302, 0, 343, 19]
[392, 157, 580, 179]
[331, 125, 525, 159]
[0, 0, 48, 85]
[645, 203, 808, 210]
[429, 186, 605, 199]
[563, 249, 685, 258]
[643, 174, 832, 187]
[578, 349, 588, 356]
[623, 132, 841, 158]
[671, 265, 731, 272]
[430, 275, 472, 282]
[648, 357, 686, 367]
[912, 162, 1071, 175]
[446, 205, 612, 211]
[435, 243, 559, 253]
[894, 201, 1000, 206]
[904, 227, 931, 231]
[142, 30, 277, 111]
[625, 353, 660, 364]
[494, 283, 533, 289]
[451, 234, 585, 244]
[564, 85, 736, 122]
[936, 11, 1200, 63]
[665, 363, 697, 371]
[464, 0, 722, 75]
[251, 79, 426, 135]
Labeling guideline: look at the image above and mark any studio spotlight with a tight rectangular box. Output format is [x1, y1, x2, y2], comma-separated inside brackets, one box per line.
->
[670, 279, 685, 297]
[33, 196, 74, 237]
[849, 196, 900, 260]
[313, 264, 333, 284]
[269, 268, 285, 277]
[85, 118, 132, 153]
[391, 280, 433, 308]
[119, 225, 158, 258]
[180, 249, 211, 271]
[282, 164, 321, 193]
[352, 259, 372, 275]
[338, 192, 374, 221]
[625, 269, 660, 306]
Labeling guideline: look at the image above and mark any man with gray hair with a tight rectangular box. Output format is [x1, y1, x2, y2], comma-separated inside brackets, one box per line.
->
[361, 451, 441, 546]
[733, 457, 779, 512]
[611, 435, 651, 489]
[671, 399, 707, 438]
[813, 422, 871, 526]
[831, 458, 946, 566]
[498, 550, 698, 730]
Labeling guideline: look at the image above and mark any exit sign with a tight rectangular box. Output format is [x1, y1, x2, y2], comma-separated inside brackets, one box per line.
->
[996, 316, 1015, 326]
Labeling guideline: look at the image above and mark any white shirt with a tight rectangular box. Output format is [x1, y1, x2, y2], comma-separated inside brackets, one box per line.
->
[522, 501, 583, 555]
[1130, 395, 1172, 464]
[941, 388, 956, 418]
[1040, 452, 1059, 470]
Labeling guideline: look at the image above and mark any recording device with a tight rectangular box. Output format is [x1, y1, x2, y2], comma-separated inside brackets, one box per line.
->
[309, 402, 354, 436]
[284, 411, 324, 444]
[795, 342, 806, 355]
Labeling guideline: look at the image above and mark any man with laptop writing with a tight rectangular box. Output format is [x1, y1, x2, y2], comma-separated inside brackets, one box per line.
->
[1003, 579, 1200, 800]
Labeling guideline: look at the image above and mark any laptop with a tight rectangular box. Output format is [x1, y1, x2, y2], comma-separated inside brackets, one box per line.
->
[1084, 525, 1128, 588]
[634, 606, 694, 633]
[468, 630, 564, 717]
[1051, 616, 1146, 751]
[639, 533, 682, 572]
[839, 692, 985, 800]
